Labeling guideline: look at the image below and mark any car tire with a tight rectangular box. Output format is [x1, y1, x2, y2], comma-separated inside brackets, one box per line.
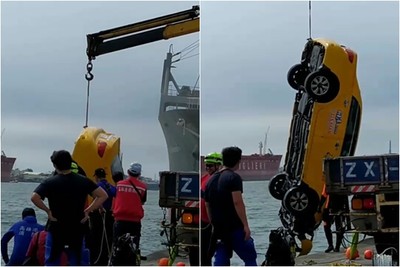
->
[269, 173, 289, 200]
[283, 186, 319, 216]
[304, 69, 340, 103]
[287, 64, 309, 90]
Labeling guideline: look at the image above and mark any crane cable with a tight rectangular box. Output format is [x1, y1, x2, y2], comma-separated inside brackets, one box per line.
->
[172, 40, 199, 63]
[84, 61, 94, 128]
[308, 0, 312, 39]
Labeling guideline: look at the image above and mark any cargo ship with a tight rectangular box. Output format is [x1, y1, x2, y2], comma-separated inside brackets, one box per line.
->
[1, 151, 16, 182]
[201, 142, 282, 181]
[139, 176, 159, 191]
[158, 48, 199, 172]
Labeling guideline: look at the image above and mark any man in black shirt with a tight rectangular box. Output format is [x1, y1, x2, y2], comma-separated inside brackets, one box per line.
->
[31, 150, 108, 265]
[205, 146, 257, 266]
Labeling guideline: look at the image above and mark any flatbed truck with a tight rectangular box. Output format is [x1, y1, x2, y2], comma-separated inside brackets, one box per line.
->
[324, 153, 399, 256]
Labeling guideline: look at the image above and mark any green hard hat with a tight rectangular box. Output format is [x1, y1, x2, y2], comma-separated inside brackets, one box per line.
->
[204, 152, 222, 165]
[71, 162, 79, 174]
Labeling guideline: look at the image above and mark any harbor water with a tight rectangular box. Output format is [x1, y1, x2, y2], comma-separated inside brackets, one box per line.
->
[1, 181, 334, 265]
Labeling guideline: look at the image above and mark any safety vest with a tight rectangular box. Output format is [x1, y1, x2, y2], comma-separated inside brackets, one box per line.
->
[113, 177, 147, 222]
[200, 173, 211, 223]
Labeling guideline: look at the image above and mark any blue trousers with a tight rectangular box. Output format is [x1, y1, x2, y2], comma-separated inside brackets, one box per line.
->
[213, 229, 257, 266]
[44, 232, 90, 266]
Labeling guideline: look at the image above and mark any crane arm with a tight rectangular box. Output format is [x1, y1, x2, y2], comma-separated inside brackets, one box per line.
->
[86, 5, 199, 60]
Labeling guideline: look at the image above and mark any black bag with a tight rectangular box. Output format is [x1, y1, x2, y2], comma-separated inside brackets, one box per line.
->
[108, 233, 140, 266]
[261, 228, 295, 266]
[22, 232, 41, 266]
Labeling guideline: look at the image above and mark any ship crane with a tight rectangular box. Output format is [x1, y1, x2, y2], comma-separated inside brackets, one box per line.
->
[263, 126, 270, 155]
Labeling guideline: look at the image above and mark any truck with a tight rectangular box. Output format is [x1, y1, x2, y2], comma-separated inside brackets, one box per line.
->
[324, 153, 399, 257]
[159, 171, 200, 265]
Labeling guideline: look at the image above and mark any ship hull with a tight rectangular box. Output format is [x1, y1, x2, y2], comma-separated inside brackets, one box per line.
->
[159, 109, 199, 172]
[1, 155, 16, 182]
[201, 154, 282, 181]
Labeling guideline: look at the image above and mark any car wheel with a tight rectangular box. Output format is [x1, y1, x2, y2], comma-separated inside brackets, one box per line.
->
[269, 173, 289, 200]
[287, 64, 309, 90]
[304, 69, 339, 103]
[283, 186, 319, 216]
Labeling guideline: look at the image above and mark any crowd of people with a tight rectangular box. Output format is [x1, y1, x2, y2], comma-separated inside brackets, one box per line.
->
[1, 150, 147, 266]
[2, 146, 346, 266]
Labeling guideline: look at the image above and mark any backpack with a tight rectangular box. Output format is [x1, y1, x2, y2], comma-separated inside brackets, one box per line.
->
[261, 228, 295, 266]
[108, 233, 140, 266]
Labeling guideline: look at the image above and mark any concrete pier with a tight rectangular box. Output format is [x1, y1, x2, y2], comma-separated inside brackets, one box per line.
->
[141, 238, 379, 266]
[295, 238, 375, 266]
[141, 249, 190, 266]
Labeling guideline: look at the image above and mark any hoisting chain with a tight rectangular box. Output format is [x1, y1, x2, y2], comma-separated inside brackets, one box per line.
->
[84, 61, 94, 128]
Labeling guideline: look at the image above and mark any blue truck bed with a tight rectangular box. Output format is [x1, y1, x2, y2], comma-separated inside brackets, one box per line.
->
[324, 154, 399, 194]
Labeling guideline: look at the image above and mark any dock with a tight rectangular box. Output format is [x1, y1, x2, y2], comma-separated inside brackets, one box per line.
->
[141, 238, 384, 266]
[141, 249, 190, 266]
[295, 238, 375, 266]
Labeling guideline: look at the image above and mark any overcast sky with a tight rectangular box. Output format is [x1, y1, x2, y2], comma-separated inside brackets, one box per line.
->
[1, 1, 199, 176]
[201, 1, 399, 162]
[1, 1, 399, 177]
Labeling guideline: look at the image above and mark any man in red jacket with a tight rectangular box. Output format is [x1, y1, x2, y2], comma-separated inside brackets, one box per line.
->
[111, 162, 147, 264]
[200, 152, 222, 266]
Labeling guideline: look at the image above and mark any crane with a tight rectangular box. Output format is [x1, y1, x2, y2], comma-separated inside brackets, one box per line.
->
[86, 5, 199, 60]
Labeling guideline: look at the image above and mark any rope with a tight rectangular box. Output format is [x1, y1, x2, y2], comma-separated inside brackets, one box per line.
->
[193, 75, 199, 90]
[179, 40, 199, 54]
[308, 0, 312, 39]
[175, 40, 199, 61]
[93, 212, 112, 265]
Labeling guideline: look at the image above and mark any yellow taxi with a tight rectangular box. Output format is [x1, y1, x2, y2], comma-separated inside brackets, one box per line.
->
[72, 126, 124, 186]
[269, 38, 362, 253]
